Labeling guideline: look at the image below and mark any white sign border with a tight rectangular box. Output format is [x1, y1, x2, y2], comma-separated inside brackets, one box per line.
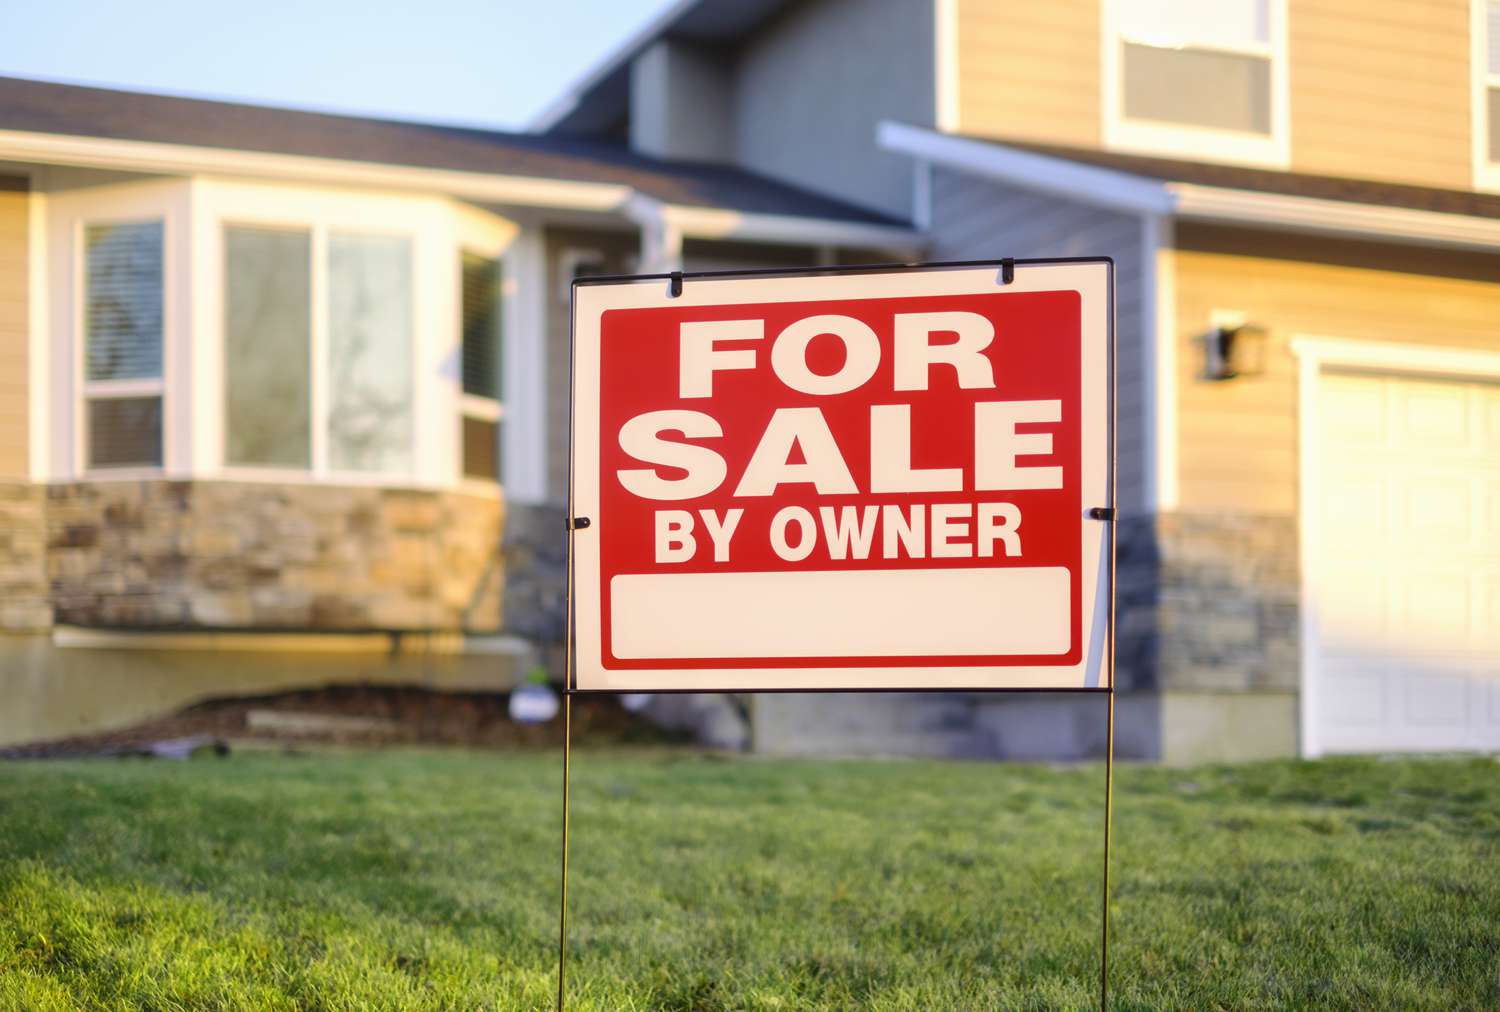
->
[569, 260, 1113, 692]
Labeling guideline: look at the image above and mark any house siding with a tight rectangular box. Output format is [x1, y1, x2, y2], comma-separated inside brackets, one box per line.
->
[734, 0, 934, 219]
[953, 0, 1100, 148]
[542, 226, 638, 505]
[926, 167, 1147, 515]
[0, 176, 27, 480]
[1172, 224, 1500, 516]
[1288, 0, 1472, 189]
[1151, 224, 1500, 714]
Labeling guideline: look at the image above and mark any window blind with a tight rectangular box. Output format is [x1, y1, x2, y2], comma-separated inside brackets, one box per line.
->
[85, 222, 163, 382]
[461, 252, 502, 401]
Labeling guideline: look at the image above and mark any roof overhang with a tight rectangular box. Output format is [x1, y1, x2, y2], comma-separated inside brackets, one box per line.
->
[879, 121, 1500, 254]
[1, 126, 921, 251]
[623, 193, 922, 252]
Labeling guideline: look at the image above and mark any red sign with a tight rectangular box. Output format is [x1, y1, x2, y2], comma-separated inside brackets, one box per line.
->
[571, 263, 1111, 691]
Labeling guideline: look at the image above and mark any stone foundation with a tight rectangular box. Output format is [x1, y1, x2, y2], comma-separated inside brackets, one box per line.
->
[13, 480, 505, 632]
[750, 510, 1304, 763]
[1156, 511, 1300, 693]
[0, 483, 50, 630]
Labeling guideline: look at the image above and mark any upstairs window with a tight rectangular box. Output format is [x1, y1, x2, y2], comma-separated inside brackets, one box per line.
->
[83, 221, 164, 469]
[460, 250, 503, 482]
[1105, 0, 1287, 166]
[1482, 1, 1500, 172]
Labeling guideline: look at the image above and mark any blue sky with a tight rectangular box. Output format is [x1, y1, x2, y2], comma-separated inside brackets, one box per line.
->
[0, 0, 673, 130]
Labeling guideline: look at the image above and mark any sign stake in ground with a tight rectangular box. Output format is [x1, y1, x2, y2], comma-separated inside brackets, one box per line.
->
[555, 258, 1116, 1010]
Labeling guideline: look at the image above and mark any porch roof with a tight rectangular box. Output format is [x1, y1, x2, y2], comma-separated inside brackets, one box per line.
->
[0, 75, 906, 230]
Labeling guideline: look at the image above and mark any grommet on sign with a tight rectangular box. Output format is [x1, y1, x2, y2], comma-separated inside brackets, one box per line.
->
[1088, 507, 1115, 521]
[565, 516, 591, 531]
[1000, 257, 1015, 285]
[669, 271, 683, 298]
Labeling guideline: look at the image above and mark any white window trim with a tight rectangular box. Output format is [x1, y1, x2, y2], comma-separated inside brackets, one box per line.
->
[77, 217, 169, 475]
[1473, 0, 1500, 191]
[1290, 335, 1500, 758]
[501, 227, 548, 503]
[456, 203, 518, 492]
[45, 179, 190, 481]
[1100, 0, 1291, 169]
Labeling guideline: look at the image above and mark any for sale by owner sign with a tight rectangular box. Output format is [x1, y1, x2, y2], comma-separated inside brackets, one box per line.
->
[570, 260, 1112, 692]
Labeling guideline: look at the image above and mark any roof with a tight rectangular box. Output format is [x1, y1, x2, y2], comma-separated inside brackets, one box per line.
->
[981, 136, 1500, 222]
[879, 121, 1500, 254]
[531, 0, 790, 133]
[0, 75, 903, 226]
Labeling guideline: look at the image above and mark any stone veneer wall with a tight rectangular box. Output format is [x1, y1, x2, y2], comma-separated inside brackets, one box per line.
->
[1118, 511, 1300, 693]
[0, 483, 51, 630]
[1157, 512, 1300, 692]
[500, 502, 568, 664]
[33, 480, 504, 632]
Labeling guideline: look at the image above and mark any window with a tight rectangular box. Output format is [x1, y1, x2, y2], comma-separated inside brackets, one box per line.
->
[1105, 0, 1287, 165]
[225, 226, 311, 468]
[83, 221, 164, 469]
[460, 251, 503, 482]
[327, 233, 414, 474]
[222, 226, 414, 477]
[1480, 1, 1500, 177]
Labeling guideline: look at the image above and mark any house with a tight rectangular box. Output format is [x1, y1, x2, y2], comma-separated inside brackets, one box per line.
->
[0, 74, 916, 747]
[5, 0, 1499, 763]
[537, 0, 1500, 761]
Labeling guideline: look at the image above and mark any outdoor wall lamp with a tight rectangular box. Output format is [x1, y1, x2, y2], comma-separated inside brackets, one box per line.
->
[1199, 320, 1268, 381]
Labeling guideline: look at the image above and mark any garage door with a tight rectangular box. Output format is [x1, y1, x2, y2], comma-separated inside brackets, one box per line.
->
[1309, 369, 1500, 754]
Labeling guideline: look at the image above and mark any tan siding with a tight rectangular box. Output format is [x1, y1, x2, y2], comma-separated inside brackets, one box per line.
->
[0, 178, 27, 480]
[1289, 0, 1471, 188]
[1173, 224, 1500, 515]
[927, 169, 1148, 514]
[955, 0, 1100, 147]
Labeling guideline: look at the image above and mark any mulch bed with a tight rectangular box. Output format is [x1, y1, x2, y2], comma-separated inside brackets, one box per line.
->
[0, 684, 686, 758]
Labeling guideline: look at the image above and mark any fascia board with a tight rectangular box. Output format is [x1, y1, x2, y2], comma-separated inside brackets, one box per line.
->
[877, 120, 1176, 217]
[1171, 182, 1500, 253]
[0, 128, 633, 212]
[659, 202, 924, 252]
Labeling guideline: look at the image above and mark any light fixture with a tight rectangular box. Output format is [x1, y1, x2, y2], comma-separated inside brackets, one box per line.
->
[1199, 321, 1268, 381]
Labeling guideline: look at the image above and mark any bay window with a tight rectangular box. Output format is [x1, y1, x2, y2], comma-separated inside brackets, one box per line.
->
[51, 177, 524, 490]
[83, 221, 164, 468]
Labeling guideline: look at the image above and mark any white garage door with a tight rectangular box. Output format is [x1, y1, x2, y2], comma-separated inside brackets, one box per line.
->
[1308, 369, 1500, 754]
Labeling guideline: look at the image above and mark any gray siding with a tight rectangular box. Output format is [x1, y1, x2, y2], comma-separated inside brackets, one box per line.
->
[927, 168, 1148, 516]
[734, 0, 934, 220]
[543, 227, 639, 504]
[631, 40, 735, 163]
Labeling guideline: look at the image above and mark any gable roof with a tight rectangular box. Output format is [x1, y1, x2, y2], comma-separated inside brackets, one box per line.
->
[0, 75, 903, 227]
[530, 0, 791, 133]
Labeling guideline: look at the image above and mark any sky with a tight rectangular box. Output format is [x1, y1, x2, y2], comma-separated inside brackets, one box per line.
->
[0, 0, 674, 130]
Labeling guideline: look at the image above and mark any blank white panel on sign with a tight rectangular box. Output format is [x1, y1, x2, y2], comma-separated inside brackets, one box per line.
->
[611, 568, 1070, 660]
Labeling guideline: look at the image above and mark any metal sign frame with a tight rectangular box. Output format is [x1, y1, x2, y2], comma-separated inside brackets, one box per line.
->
[555, 257, 1117, 1011]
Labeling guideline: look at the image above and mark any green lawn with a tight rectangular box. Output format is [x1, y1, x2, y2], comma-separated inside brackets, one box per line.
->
[0, 750, 1496, 1010]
